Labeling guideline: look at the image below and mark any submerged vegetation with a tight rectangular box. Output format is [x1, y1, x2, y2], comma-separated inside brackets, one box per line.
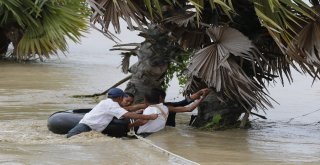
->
[202, 114, 251, 130]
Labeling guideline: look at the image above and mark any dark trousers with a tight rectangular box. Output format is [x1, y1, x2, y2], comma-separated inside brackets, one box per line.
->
[66, 123, 92, 138]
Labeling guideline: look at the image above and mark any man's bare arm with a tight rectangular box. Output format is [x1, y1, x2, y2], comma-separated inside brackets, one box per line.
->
[128, 119, 148, 129]
[124, 103, 147, 112]
[122, 112, 158, 120]
[168, 95, 206, 113]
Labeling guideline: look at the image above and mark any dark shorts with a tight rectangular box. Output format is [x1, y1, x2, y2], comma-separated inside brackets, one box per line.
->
[66, 123, 92, 138]
[130, 126, 152, 138]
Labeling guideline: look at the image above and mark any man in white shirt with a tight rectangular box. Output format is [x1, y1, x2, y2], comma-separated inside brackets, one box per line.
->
[128, 88, 169, 135]
[67, 88, 158, 138]
[128, 88, 208, 136]
[137, 103, 168, 134]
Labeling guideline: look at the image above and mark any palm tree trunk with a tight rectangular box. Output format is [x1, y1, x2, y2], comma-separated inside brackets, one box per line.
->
[0, 28, 10, 57]
[191, 92, 244, 128]
[124, 42, 169, 103]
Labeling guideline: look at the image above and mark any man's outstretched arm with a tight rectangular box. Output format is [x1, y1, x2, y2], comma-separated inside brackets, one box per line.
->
[165, 88, 210, 107]
[122, 112, 158, 120]
[168, 97, 204, 113]
[123, 103, 147, 112]
[167, 88, 210, 112]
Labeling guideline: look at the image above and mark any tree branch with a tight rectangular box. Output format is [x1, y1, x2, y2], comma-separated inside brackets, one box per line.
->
[72, 75, 132, 98]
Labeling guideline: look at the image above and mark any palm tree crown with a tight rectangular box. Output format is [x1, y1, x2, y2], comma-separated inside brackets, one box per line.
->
[0, 0, 89, 60]
[86, 0, 320, 112]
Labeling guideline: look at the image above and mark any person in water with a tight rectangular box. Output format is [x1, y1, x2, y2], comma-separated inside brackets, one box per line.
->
[128, 88, 208, 136]
[66, 88, 158, 138]
[121, 92, 134, 107]
[160, 88, 210, 127]
[125, 88, 210, 127]
[128, 89, 169, 136]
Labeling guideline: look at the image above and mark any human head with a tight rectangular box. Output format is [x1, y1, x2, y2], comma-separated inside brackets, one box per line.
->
[151, 88, 166, 103]
[144, 88, 165, 104]
[107, 88, 126, 102]
[121, 92, 134, 107]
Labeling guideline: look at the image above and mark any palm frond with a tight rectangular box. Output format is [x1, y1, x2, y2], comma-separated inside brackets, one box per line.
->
[209, 0, 235, 20]
[0, 0, 35, 27]
[110, 43, 140, 73]
[87, 0, 163, 41]
[253, 0, 317, 52]
[188, 0, 203, 24]
[186, 0, 235, 25]
[164, 11, 196, 27]
[187, 26, 273, 110]
[16, 0, 88, 59]
[287, 18, 320, 79]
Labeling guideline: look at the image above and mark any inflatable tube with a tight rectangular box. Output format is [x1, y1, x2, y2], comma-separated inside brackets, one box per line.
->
[47, 109, 129, 137]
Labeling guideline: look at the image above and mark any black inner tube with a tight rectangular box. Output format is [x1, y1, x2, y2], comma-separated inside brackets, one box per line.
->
[47, 109, 129, 137]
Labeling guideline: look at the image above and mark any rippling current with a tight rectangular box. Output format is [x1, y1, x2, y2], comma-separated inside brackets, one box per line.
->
[0, 29, 319, 165]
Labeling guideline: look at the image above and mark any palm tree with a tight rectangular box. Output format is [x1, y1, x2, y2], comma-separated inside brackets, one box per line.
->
[87, 0, 320, 128]
[0, 0, 88, 61]
[109, 25, 188, 103]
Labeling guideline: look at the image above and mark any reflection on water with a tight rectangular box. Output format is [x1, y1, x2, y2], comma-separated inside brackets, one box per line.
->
[0, 29, 320, 164]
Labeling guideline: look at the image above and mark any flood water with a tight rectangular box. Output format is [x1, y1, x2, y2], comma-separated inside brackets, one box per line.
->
[0, 29, 319, 165]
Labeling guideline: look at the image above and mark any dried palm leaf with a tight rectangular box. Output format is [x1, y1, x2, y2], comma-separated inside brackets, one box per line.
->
[286, 19, 320, 82]
[187, 26, 273, 110]
[120, 52, 132, 74]
[110, 43, 140, 74]
[87, 0, 170, 41]
[288, 19, 320, 67]
[251, 31, 292, 85]
[164, 11, 196, 27]
[161, 10, 207, 49]
[87, 0, 146, 39]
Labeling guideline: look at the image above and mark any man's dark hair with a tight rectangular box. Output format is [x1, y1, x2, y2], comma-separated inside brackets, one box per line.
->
[151, 88, 166, 100]
[144, 88, 163, 104]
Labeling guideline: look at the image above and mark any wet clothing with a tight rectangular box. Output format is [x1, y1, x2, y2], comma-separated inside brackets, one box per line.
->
[67, 99, 127, 138]
[66, 123, 91, 138]
[79, 99, 127, 132]
[137, 103, 168, 134]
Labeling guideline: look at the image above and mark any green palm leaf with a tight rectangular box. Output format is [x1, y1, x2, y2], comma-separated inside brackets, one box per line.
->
[16, 0, 88, 59]
[253, 0, 317, 51]
[0, 0, 36, 27]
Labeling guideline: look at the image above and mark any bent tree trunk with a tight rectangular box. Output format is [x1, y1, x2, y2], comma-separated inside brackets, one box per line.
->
[191, 92, 245, 129]
[124, 42, 168, 103]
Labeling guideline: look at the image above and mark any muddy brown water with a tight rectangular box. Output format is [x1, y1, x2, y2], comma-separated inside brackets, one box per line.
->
[0, 29, 319, 165]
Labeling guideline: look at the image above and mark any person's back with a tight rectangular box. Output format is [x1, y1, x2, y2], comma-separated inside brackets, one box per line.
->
[80, 98, 127, 132]
[137, 103, 168, 134]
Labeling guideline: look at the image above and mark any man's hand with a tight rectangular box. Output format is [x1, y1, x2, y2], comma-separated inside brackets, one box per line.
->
[148, 114, 158, 120]
[135, 109, 144, 114]
[201, 88, 210, 96]
[190, 88, 210, 100]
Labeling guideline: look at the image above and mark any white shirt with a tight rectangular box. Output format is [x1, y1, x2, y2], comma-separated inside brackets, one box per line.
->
[80, 99, 128, 132]
[137, 103, 168, 134]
